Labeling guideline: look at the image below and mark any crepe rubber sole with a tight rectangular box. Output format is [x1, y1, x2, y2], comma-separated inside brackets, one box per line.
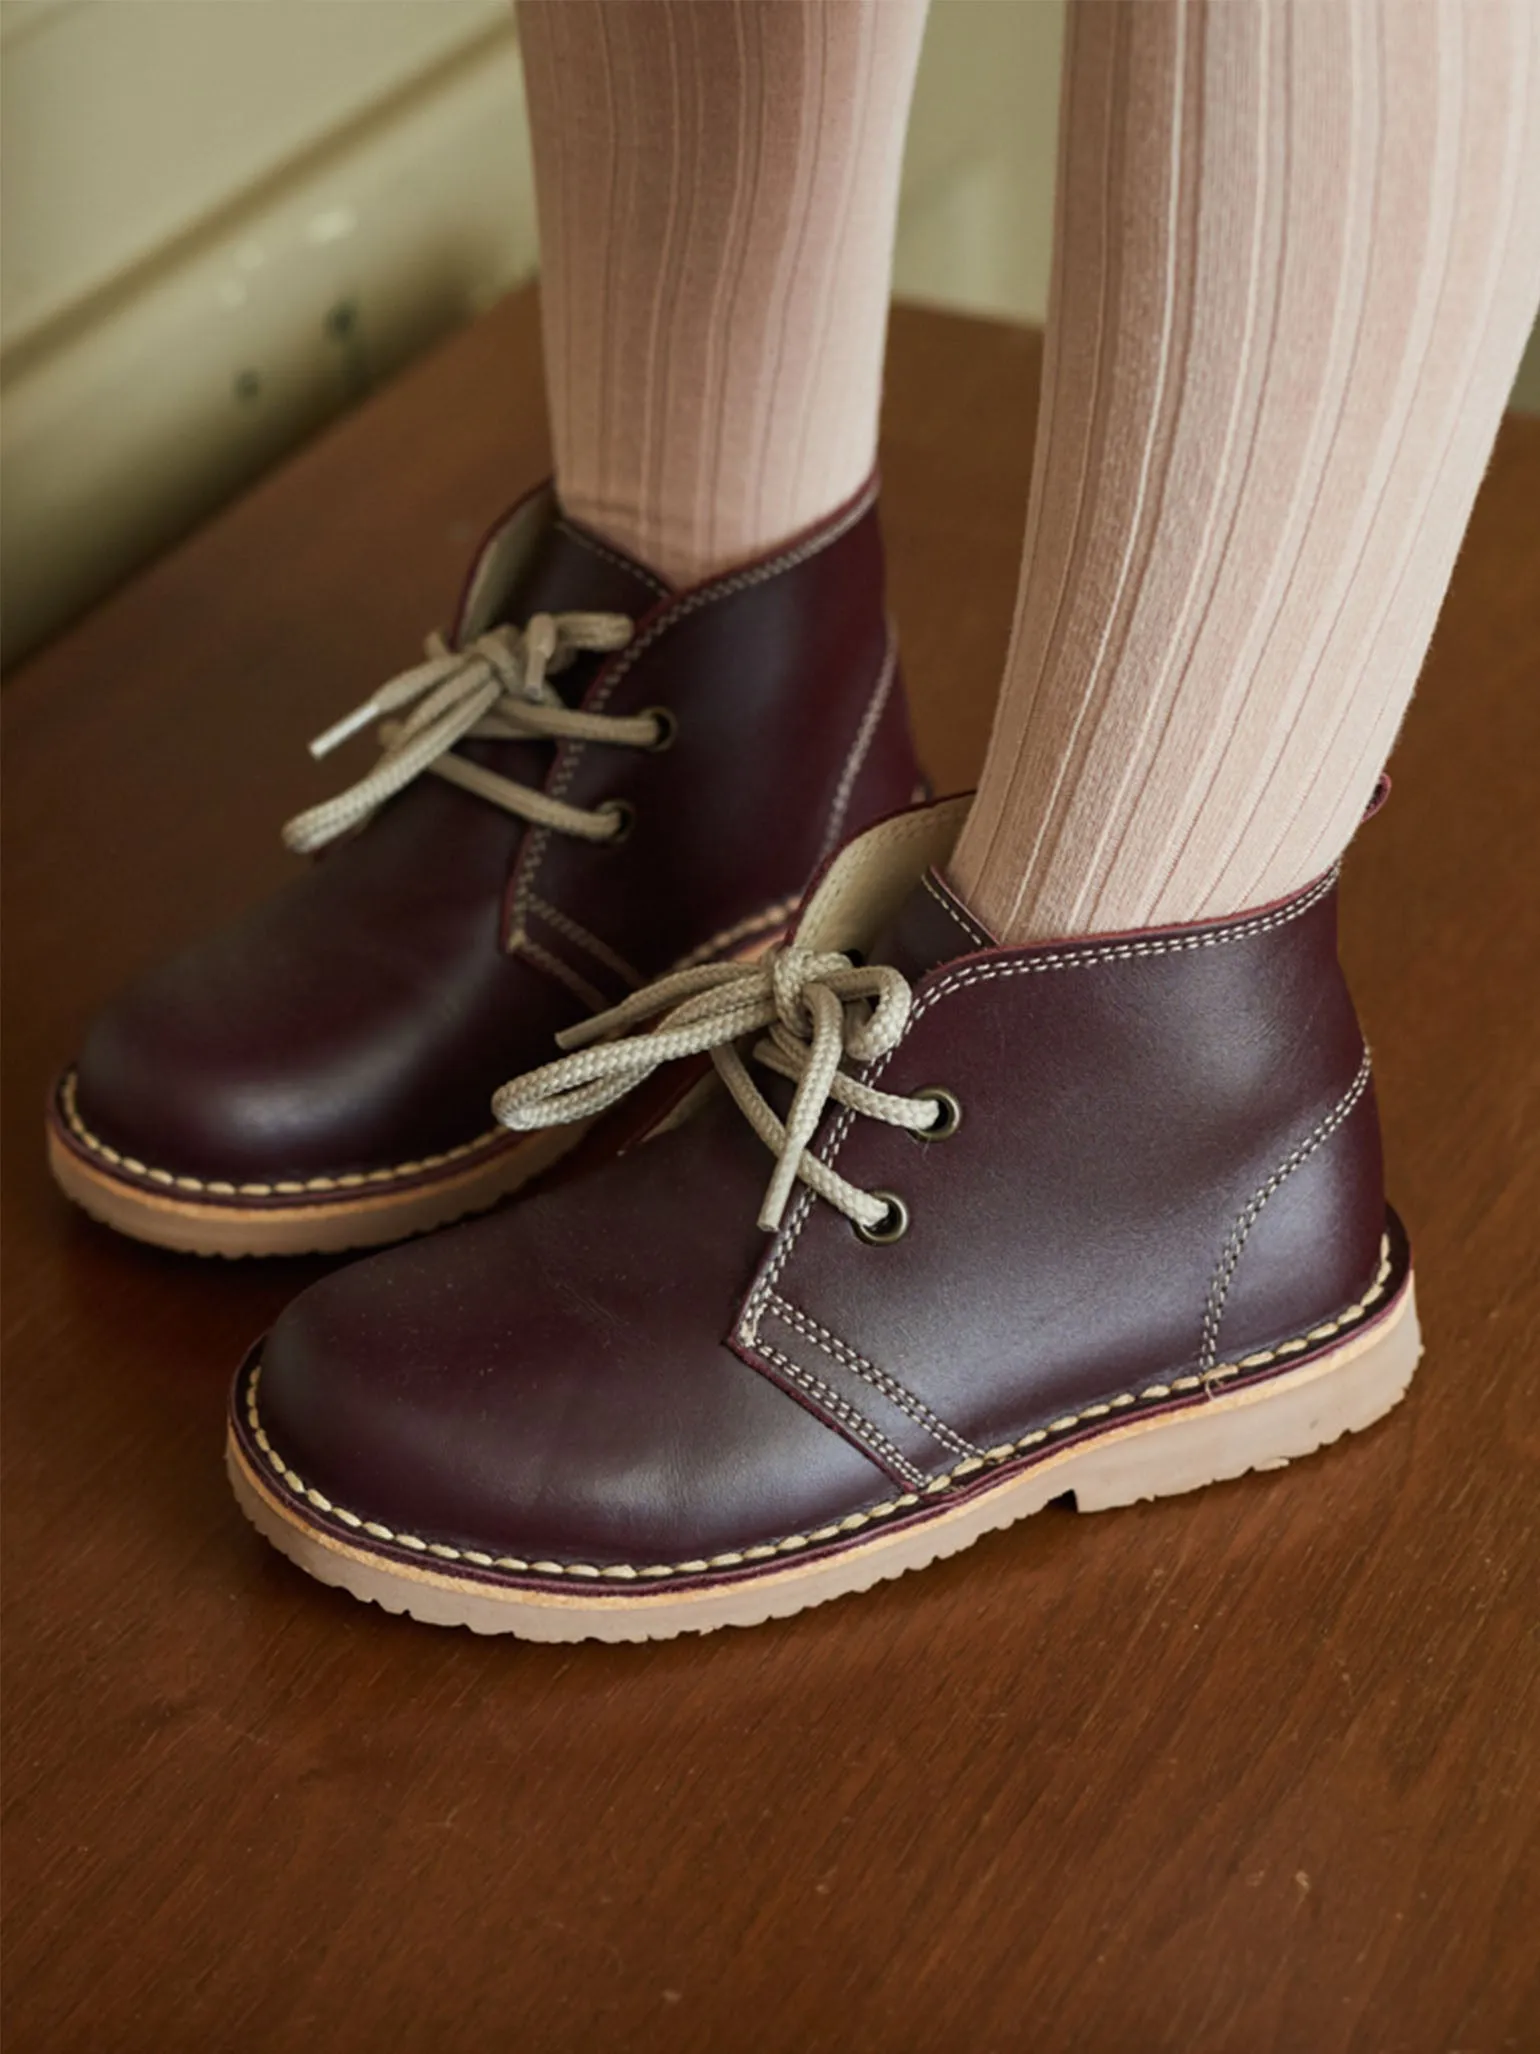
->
[47, 1077, 584, 1257]
[227, 1261, 1421, 1642]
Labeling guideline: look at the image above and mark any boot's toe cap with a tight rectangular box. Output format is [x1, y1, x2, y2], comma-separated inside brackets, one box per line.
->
[72, 965, 334, 1184]
[246, 1154, 892, 1570]
[66, 888, 530, 1186]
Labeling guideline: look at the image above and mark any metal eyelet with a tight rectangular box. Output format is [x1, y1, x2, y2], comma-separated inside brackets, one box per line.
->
[854, 1191, 910, 1245]
[912, 1087, 962, 1140]
[599, 798, 636, 843]
[642, 706, 677, 752]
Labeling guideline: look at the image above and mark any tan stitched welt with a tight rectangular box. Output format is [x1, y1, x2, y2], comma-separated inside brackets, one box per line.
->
[57, 1071, 509, 1199]
[245, 1239, 1392, 1584]
[666, 896, 798, 974]
[55, 885, 795, 1205]
[741, 859, 1345, 1341]
[511, 481, 881, 932]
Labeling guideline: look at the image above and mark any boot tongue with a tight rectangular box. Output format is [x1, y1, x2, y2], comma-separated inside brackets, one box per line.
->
[456, 493, 672, 709]
[867, 869, 995, 984]
[752, 868, 989, 1135]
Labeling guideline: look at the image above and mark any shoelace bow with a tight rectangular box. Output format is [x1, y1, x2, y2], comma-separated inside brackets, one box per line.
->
[282, 612, 650, 855]
[493, 946, 948, 1234]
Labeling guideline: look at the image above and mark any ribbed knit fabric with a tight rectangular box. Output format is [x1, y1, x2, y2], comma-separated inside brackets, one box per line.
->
[518, 0, 927, 588]
[950, 0, 1540, 942]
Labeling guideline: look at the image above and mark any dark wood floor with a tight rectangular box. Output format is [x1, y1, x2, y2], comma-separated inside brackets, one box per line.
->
[4, 290, 1537, 2054]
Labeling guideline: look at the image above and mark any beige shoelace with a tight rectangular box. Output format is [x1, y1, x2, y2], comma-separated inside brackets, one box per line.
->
[282, 612, 653, 855]
[493, 946, 952, 1235]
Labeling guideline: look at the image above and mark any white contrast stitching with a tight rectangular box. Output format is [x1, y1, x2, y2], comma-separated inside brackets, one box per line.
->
[60, 1071, 509, 1198]
[764, 1290, 981, 1460]
[552, 520, 671, 599]
[1199, 1048, 1374, 1372]
[244, 1238, 1392, 1584]
[740, 1182, 818, 1343]
[665, 895, 798, 974]
[506, 931, 612, 1012]
[514, 482, 881, 926]
[922, 871, 993, 949]
[527, 893, 643, 988]
[903, 865, 1339, 1008]
[752, 1339, 927, 1487]
[60, 891, 791, 1205]
[745, 861, 1344, 1327]
[584, 481, 877, 724]
[814, 634, 898, 869]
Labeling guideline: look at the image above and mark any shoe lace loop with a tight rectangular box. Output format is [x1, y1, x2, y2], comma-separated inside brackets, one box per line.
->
[282, 611, 646, 854]
[492, 945, 946, 1234]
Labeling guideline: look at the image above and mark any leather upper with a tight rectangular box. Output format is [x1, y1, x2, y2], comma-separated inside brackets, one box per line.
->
[69, 481, 920, 1184]
[729, 866, 1384, 1485]
[246, 808, 1393, 1570]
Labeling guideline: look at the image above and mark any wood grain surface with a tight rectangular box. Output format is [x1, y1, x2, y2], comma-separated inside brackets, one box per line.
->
[4, 290, 1537, 2054]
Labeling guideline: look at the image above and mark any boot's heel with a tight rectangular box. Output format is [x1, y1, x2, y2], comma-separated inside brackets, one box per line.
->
[1065, 1279, 1422, 1514]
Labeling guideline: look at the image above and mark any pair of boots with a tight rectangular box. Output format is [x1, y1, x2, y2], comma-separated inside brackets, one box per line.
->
[49, 485, 1420, 1642]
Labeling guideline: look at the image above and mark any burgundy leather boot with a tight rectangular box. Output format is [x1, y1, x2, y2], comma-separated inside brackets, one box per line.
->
[228, 793, 1420, 1639]
[48, 478, 921, 1255]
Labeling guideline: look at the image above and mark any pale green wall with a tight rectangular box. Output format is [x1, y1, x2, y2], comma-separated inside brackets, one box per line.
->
[2, 0, 1533, 666]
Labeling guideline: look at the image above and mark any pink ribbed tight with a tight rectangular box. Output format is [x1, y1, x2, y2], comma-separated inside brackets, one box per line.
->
[519, 0, 926, 589]
[519, 0, 1540, 939]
